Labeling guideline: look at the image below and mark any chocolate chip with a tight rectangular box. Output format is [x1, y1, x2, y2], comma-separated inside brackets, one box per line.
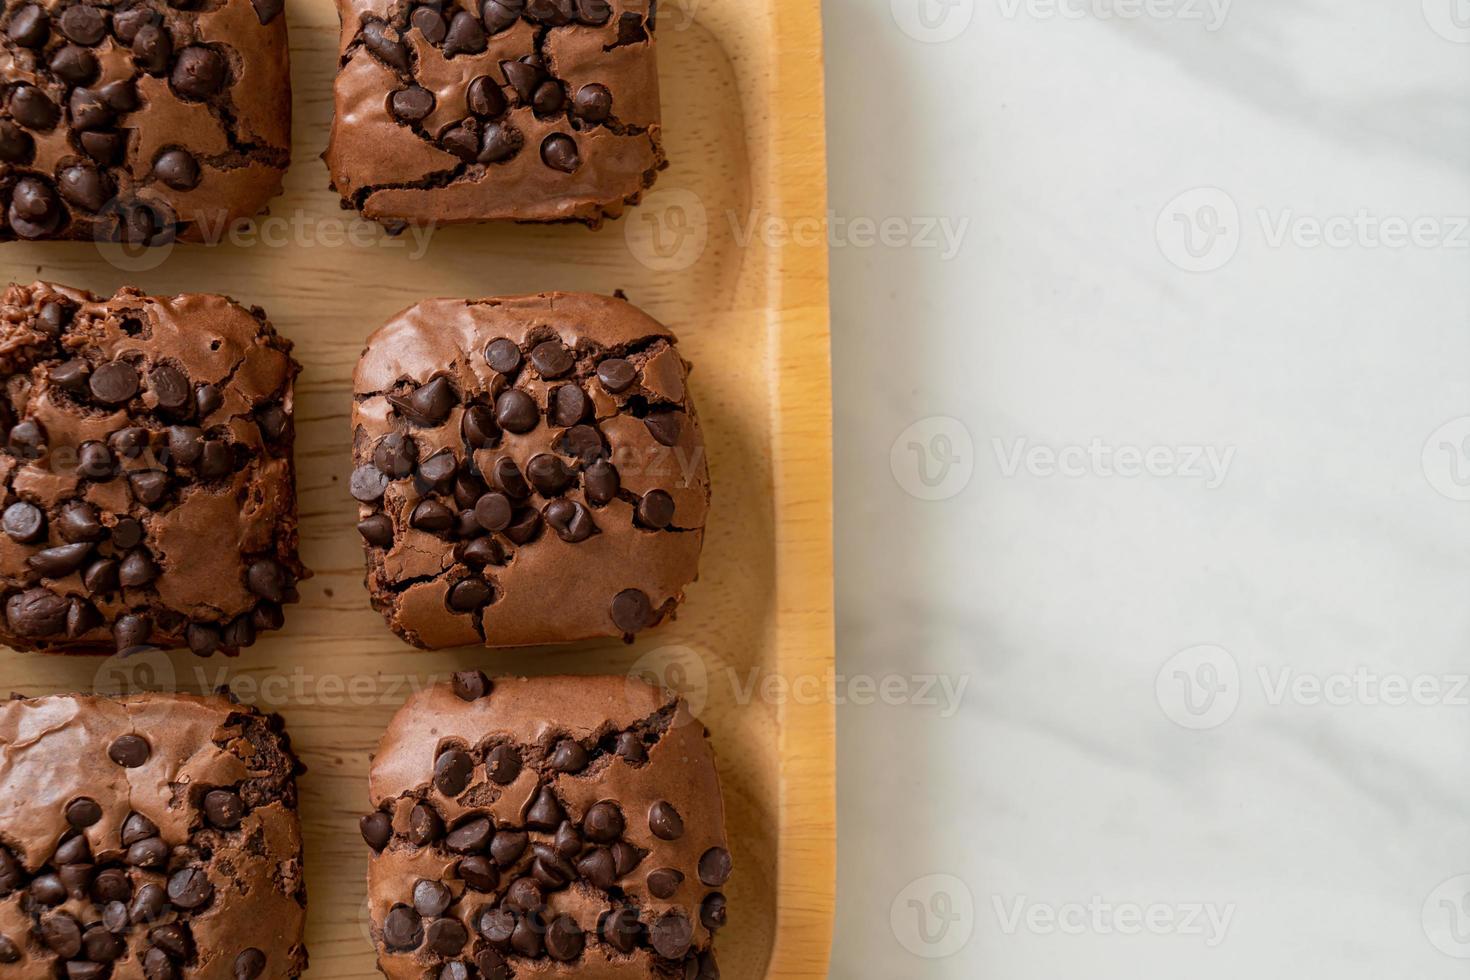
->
[491, 457, 531, 497]
[361, 19, 408, 71]
[357, 514, 393, 547]
[481, 0, 522, 33]
[409, 802, 444, 845]
[3, 501, 45, 542]
[411, 499, 455, 533]
[110, 427, 149, 458]
[198, 440, 231, 479]
[584, 460, 620, 505]
[434, 748, 474, 796]
[545, 499, 595, 542]
[7, 3, 48, 47]
[650, 910, 693, 960]
[448, 577, 493, 611]
[549, 384, 590, 427]
[112, 5, 153, 43]
[77, 441, 115, 479]
[148, 922, 191, 960]
[549, 739, 588, 773]
[234, 949, 267, 980]
[166, 868, 213, 910]
[61, 5, 107, 45]
[51, 45, 100, 86]
[484, 338, 521, 374]
[541, 133, 580, 172]
[526, 0, 574, 25]
[600, 907, 642, 953]
[701, 892, 728, 930]
[360, 811, 393, 851]
[494, 389, 538, 433]
[529, 340, 574, 378]
[441, 962, 472, 980]
[389, 377, 457, 426]
[649, 801, 684, 840]
[114, 612, 151, 651]
[119, 549, 159, 587]
[615, 731, 646, 764]
[128, 471, 169, 507]
[452, 669, 491, 701]
[532, 80, 564, 115]
[122, 812, 158, 845]
[54, 831, 92, 865]
[439, 122, 479, 160]
[246, 558, 289, 602]
[7, 417, 46, 457]
[28, 542, 94, 577]
[7, 177, 61, 237]
[172, 46, 226, 99]
[350, 464, 390, 502]
[443, 9, 486, 54]
[644, 411, 683, 446]
[489, 829, 526, 867]
[186, 622, 221, 656]
[249, 0, 283, 23]
[0, 120, 33, 163]
[90, 361, 138, 404]
[527, 454, 574, 496]
[501, 59, 542, 102]
[108, 734, 150, 767]
[31, 873, 67, 905]
[504, 876, 542, 913]
[525, 785, 566, 830]
[411, 5, 446, 42]
[647, 867, 683, 899]
[413, 879, 452, 917]
[611, 589, 654, 632]
[478, 121, 522, 163]
[153, 149, 200, 190]
[111, 517, 143, 548]
[583, 801, 624, 842]
[65, 797, 102, 828]
[203, 789, 244, 829]
[486, 744, 521, 784]
[67, 86, 115, 130]
[63, 597, 98, 638]
[503, 507, 542, 544]
[164, 425, 203, 467]
[574, 82, 613, 122]
[0, 935, 18, 964]
[383, 905, 423, 950]
[197, 384, 224, 418]
[461, 404, 499, 449]
[545, 915, 584, 962]
[125, 836, 167, 867]
[575, 847, 615, 889]
[41, 911, 82, 958]
[101, 78, 138, 111]
[637, 489, 676, 529]
[556, 424, 604, 463]
[471, 491, 511, 532]
[415, 449, 458, 494]
[83, 924, 124, 962]
[449, 856, 495, 894]
[131, 23, 171, 74]
[10, 84, 59, 129]
[596, 357, 638, 392]
[390, 85, 434, 122]
[477, 907, 516, 946]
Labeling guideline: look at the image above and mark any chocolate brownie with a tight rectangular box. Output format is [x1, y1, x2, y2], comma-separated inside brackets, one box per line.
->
[351, 292, 708, 649]
[361, 674, 729, 979]
[0, 692, 308, 978]
[323, 0, 663, 229]
[0, 281, 305, 656]
[0, 0, 291, 245]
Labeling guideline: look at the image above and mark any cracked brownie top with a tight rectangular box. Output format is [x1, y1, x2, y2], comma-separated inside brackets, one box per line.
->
[0, 281, 305, 657]
[362, 674, 728, 980]
[0, 0, 291, 245]
[324, 0, 663, 229]
[0, 691, 308, 979]
[350, 292, 708, 650]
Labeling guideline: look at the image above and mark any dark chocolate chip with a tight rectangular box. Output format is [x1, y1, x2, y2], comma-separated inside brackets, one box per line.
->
[575, 848, 615, 889]
[390, 85, 434, 122]
[582, 801, 624, 842]
[489, 829, 526, 866]
[65, 797, 103, 828]
[153, 149, 200, 190]
[461, 404, 499, 449]
[527, 454, 574, 496]
[166, 868, 212, 910]
[148, 921, 190, 960]
[548, 384, 590, 427]
[198, 441, 231, 479]
[0, 120, 34, 163]
[256, 402, 287, 439]
[3, 501, 45, 543]
[529, 340, 574, 378]
[52, 360, 90, 396]
[112, 517, 143, 548]
[504, 876, 542, 912]
[10, 84, 59, 129]
[171, 46, 226, 99]
[411, 5, 446, 43]
[249, 0, 283, 23]
[458, 856, 499, 892]
[7, 4, 48, 47]
[501, 59, 542, 102]
[440, 123, 480, 160]
[481, 0, 523, 33]
[51, 45, 100, 86]
[164, 425, 203, 467]
[596, 357, 638, 392]
[90, 361, 138, 404]
[131, 23, 172, 74]
[114, 612, 151, 651]
[532, 80, 564, 116]
[484, 338, 521, 374]
[644, 411, 683, 446]
[600, 907, 642, 953]
[544, 915, 584, 962]
[699, 846, 733, 886]
[234, 949, 267, 980]
[649, 911, 693, 960]
[494, 389, 538, 433]
[7, 177, 61, 237]
[525, 785, 566, 830]
[383, 905, 423, 951]
[647, 867, 683, 899]
[60, 5, 107, 45]
[415, 449, 458, 494]
[434, 748, 474, 796]
[361, 19, 409, 71]
[246, 558, 289, 602]
[112, 6, 153, 43]
[649, 801, 684, 840]
[389, 377, 457, 426]
[478, 121, 521, 163]
[467, 75, 506, 118]
[549, 739, 588, 773]
[41, 911, 82, 958]
[491, 457, 531, 498]
[556, 423, 604, 462]
[574, 82, 613, 122]
[413, 879, 452, 917]
[77, 441, 115, 479]
[28, 542, 93, 577]
[408, 802, 444, 845]
[57, 164, 106, 213]
[360, 811, 393, 851]
[477, 907, 515, 947]
[541, 133, 580, 172]
[357, 514, 394, 547]
[443, 9, 486, 54]
[701, 891, 728, 930]
[545, 499, 595, 542]
[128, 471, 168, 507]
[425, 919, 469, 957]
[584, 460, 620, 505]
[350, 464, 390, 502]
[411, 499, 455, 533]
[526, 0, 574, 25]
[637, 489, 676, 528]
[110, 427, 149, 458]
[503, 507, 542, 544]
[119, 549, 159, 587]
[448, 577, 493, 612]
[452, 670, 491, 700]
[108, 734, 150, 767]
[615, 730, 646, 764]
[122, 812, 158, 845]
[186, 622, 221, 656]
[612, 589, 654, 632]
[7, 417, 46, 457]
[197, 384, 223, 419]
[486, 744, 521, 784]
[65, 598, 99, 639]
[100, 79, 138, 111]
[203, 789, 244, 829]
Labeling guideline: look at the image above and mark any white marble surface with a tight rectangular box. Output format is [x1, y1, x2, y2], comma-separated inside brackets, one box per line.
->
[824, 1, 1470, 976]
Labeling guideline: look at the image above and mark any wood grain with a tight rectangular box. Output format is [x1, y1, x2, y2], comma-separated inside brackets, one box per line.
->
[0, 0, 833, 976]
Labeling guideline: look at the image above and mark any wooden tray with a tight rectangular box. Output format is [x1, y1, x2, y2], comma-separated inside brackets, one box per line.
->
[0, 0, 834, 977]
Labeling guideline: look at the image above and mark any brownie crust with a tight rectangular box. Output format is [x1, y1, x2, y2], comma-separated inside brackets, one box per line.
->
[361, 674, 729, 979]
[0, 281, 305, 656]
[0, 692, 308, 979]
[0, 0, 292, 245]
[351, 292, 709, 650]
[324, 0, 663, 229]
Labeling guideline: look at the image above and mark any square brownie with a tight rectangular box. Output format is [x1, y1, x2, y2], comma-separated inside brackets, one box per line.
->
[0, 692, 308, 978]
[0, 0, 291, 245]
[360, 674, 729, 979]
[351, 292, 708, 650]
[0, 281, 306, 656]
[324, 0, 663, 229]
